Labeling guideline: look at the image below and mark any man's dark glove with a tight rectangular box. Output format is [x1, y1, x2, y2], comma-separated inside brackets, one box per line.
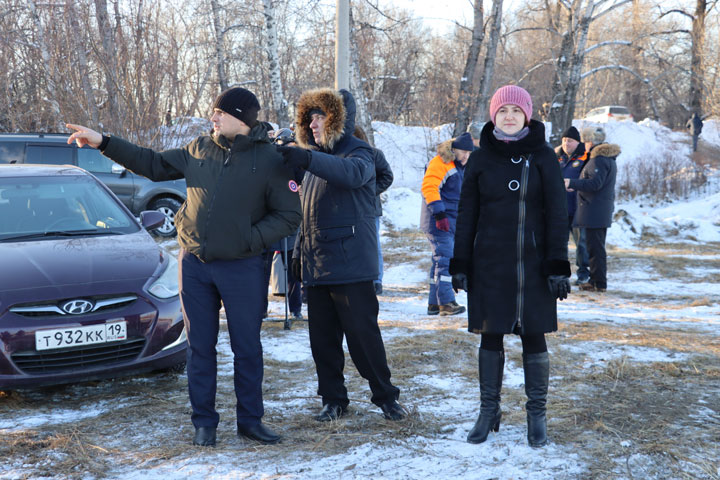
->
[291, 257, 302, 282]
[547, 275, 571, 300]
[452, 273, 468, 293]
[434, 212, 450, 232]
[277, 145, 311, 170]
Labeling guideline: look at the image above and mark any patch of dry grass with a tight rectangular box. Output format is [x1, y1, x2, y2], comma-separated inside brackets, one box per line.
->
[556, 322, 720, 357]
[2, 229, 719, 479]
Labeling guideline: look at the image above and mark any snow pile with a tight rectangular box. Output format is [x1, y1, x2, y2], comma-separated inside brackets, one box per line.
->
[157, 117, 212, 149]
[607, 192, 720, 248]
[373, 121, 453, 189]
[573, 118, 694, 190]
[372, 118, 718, 244]
[381, 187, 422, 231]
[700, 118, 720, 148]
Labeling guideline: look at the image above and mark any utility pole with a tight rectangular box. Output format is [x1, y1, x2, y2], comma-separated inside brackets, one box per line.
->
[335, 0, 350, 90]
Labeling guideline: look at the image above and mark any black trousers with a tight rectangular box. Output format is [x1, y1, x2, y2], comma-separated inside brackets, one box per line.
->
[585, 227, 608, 289]
[307, 281, 399, 408]
[179, 250, 265, 429]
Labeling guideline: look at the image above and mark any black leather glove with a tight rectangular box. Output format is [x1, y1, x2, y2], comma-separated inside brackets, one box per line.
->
[452, 273, 468, 293]
[291, 257, 302, 282]
[547, 275, 571, 300]
[277, 145, 311, 170]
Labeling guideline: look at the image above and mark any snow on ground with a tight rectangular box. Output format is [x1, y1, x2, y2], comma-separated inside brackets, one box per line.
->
[700, 118, 720, 148]
[1, 118, 718, 480]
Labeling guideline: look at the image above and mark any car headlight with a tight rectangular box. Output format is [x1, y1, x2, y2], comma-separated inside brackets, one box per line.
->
[148, 252, 179, 299]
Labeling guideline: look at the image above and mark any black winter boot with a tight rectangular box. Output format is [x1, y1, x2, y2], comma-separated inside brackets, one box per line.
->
[467, 348, 504, 444]
[523, 351, 550, 447]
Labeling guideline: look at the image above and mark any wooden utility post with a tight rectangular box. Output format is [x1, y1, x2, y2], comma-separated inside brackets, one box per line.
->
[335, 0, 350, 90]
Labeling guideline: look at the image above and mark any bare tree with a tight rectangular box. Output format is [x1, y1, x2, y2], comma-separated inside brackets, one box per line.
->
[65, 0, 99, 127]
[93, 0, 122, 132]
[26, 0, 61, 128]
[660, 0, 716, 115]
[349, 2, 374, 144]
[473, 0, 503, 123]
[262, 0, 289, 126]
[210, 0, 229, 91]
[544, 0, 633, 143]
[452, 0, 484, 136]
[689, 0, 709, 115]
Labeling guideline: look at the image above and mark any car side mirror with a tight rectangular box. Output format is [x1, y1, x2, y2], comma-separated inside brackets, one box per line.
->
[139, 210, 167, 231]
[111, 163, 126, 176]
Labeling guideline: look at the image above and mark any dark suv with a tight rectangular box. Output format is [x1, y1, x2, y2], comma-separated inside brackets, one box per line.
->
[0, 133, 186, 237]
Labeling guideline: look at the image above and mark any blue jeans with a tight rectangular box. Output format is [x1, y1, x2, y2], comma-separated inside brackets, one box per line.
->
[569, 217, 590, 281]
[426, 231, 455, 305]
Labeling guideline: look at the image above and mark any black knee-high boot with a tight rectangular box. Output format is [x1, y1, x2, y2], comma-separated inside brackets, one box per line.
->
[467, 348, 504, 444]
[523, 351, 549, 447]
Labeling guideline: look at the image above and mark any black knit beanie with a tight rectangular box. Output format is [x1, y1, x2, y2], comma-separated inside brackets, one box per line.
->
[451, 132, 474, 151]
[213, 87, 261, 127]
[561, 126, 581, 142]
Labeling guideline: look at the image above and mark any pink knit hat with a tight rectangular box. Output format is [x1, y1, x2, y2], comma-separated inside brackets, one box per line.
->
[489, 85, 533, 125]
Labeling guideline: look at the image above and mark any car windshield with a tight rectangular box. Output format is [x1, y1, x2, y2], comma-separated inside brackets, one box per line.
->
[0, 174, 139, 241]
[610, 107, 629, 114]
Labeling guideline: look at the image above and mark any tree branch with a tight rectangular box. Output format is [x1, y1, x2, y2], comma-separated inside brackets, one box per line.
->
[650, 29, 692, 36]
[516, 59, 556, 84]
[222, 23, 259, 35]
[503, 26, 560, 38]
[584, 40, 631, 54]
[361, 0, 404, 25]
[658, 8, 694, 20]
[453, 19, 472, 33]
[580, 64, 644, 81]
[591, 0, 633, 22]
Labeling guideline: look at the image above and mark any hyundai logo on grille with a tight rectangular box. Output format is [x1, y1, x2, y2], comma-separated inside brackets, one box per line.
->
[61, 299, 94, 315]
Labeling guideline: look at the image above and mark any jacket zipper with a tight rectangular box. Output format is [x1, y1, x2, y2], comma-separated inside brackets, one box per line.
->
[200, 150, 231, 260]
[512, 156, 531, 333]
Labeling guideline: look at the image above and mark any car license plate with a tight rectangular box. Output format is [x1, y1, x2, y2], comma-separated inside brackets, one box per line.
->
[35, 322, 127, 351]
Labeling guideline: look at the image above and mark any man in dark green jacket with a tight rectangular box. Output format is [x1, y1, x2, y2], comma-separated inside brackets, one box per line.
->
[67, 87, 301, 447]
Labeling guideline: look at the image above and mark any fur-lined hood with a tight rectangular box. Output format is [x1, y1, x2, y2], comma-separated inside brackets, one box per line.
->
[589, 143, 621, 159]
[295, 88, 355, 152]
[436, 140, 455, 164]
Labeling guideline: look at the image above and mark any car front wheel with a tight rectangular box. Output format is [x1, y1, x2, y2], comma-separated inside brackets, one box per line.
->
[149, 197, 182, 237]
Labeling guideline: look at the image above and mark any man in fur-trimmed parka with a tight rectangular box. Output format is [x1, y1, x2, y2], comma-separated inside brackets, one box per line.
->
[276, 88, 405, 423]
[564, 126, 619, 292]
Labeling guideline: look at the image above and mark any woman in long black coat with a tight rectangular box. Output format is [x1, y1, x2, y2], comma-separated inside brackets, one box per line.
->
[449, 85, 571, 447]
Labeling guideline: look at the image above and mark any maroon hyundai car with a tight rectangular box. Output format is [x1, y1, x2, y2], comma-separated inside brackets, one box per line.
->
[0, 164, 186, 390]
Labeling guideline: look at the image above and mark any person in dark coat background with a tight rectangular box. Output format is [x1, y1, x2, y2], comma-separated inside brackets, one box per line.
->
[276, 88, 405, 423]
[556, 126, 590, 285]
[449, 85, 571, 448]
[67, 87, 302, 447]
[686, 112, 703, 152]
[353, 125, 394, 296]
[565, 126, 619, 293]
